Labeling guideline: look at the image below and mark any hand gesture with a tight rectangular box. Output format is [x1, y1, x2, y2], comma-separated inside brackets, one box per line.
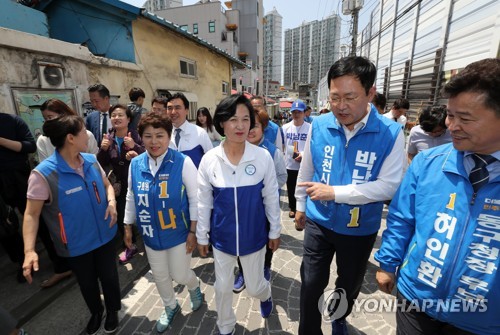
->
[124, 132, 135, 149]
[101, 134, 111, 151]
[298, 182, 335, 201]
[125, 150, 138, 161]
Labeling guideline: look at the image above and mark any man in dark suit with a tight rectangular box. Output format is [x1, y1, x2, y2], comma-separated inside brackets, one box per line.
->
[86, 84, 112, 147]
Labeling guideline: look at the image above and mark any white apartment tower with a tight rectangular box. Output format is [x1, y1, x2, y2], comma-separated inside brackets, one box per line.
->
[263, 7, 282, 95]
[144, 0, 182, 12]
[284, 14, 341, 88]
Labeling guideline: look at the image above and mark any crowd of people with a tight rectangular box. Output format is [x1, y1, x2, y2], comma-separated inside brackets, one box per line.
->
[0, 56, 498, 335]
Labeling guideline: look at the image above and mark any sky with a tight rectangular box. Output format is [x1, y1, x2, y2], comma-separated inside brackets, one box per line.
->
[120, 0, 373, 47]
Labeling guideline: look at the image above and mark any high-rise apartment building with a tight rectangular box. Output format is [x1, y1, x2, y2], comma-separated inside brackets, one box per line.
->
[284, 14, 341, 88]
[144, 0, 182, 12]
[149, 0, 264, 95]
[263, 7, 282, 95]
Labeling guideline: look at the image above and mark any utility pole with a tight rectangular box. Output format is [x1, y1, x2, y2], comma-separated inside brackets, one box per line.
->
[350, 8, 359, 56]
[343, 0, 364, 56]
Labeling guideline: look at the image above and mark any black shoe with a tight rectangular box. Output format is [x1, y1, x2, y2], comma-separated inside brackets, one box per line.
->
[104, 311, 119, 334]
[86, 311, 103, 335]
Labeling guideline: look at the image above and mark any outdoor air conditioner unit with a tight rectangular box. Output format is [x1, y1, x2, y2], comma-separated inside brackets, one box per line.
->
[38, 62, 65, 89]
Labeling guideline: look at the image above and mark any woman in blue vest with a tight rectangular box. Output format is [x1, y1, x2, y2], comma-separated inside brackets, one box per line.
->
[22, 115, 121, 335]
[197, 94, 281, 335]
[233, 106, 287, 294]
[123, 112, 203, 333]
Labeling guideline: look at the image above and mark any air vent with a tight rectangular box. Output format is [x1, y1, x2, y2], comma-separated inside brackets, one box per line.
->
[38, 62, 65, 89]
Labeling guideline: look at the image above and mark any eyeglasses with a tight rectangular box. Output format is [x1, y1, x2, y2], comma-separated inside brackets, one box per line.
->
[329, 96, 360, 106]
[152, 107, 165, 113]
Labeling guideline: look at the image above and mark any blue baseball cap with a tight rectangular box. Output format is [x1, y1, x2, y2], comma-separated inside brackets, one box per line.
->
[291, 99, 306, 112]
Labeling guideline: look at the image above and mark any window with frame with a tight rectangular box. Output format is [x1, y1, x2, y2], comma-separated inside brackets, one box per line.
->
[209, 21, 216, 33]
[188, 102, 198, 121]
[222, 81, 229, 95]
[180, 25, 188, 31]
[193, 23, 198, 34]
[180, 59, 196, 78]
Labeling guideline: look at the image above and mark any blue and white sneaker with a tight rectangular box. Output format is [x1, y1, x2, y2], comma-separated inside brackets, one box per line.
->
[189, 279, 203, 311]
[264, 266, 271, 281]
[260, 297, 273, 318]
[156, 301, 180, 333]
[233, 271, 245, 293]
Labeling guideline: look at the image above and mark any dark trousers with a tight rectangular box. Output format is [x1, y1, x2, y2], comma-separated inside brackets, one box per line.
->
[396, 292, 475, 335]
[286, 169, 299, 212]
[299, 219, 377, 335]
[0, 166, 29, 266]
[37, 216, 71, 274]
[66, 239, 121, 315]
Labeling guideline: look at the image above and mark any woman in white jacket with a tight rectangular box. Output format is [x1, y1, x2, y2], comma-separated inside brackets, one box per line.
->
[196, 94, 281, 335]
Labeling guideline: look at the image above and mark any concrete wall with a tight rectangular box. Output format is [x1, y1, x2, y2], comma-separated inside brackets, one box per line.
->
[132, 17, 232, 115]
[0, 15, 233, 119]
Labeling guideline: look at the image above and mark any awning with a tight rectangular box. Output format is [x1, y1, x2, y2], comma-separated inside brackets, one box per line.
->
[279, 101, 292, 109]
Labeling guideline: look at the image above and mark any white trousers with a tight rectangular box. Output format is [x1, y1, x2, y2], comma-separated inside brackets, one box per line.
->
[145, 243, 199, 309]
[213, 246, 271, 334]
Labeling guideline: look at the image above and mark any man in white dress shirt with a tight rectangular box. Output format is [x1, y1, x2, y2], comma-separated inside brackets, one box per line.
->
[166, 92, 212, 168]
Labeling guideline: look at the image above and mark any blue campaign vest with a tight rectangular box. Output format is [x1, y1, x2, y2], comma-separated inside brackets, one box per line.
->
[376, 144, 500, 334]
[264, 120, 279, 144]
[130, 149, 190, 250]
[259, 138, 277, 158]
[36, 152, 116, 257]
[307, 108, 401, 235]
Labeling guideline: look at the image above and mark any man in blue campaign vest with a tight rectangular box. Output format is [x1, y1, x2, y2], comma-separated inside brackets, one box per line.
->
[295, 56, 405, 335]
[376, 58, 500, 335]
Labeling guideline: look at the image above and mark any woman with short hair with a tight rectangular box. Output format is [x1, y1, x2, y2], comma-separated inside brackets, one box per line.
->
[123, 111, 203, 333]
[23, 115, 121, 335]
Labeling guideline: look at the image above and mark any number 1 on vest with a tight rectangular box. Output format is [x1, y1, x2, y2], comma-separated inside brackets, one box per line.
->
[159, 181, 170, 198]
[347, 207, 360, 227]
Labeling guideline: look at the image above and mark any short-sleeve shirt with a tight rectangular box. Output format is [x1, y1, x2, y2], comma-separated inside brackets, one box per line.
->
[407, 125, 452, 155]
